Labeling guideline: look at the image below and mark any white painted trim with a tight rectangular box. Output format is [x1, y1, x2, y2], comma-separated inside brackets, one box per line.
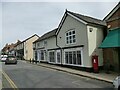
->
[64, 47, 83, 51]
[81, 48, 84, 66]
[63, 47, 84, 66]
[56, 50, 61, 64]
[36, 49, 46, 61]
[56, 11, 87, 36]
[67, 12, 88, 25]
[65, 29, 76, 45]
[37, 50, 41, 61]
[56, 12, 67, 35]
[48, 51, 50, 63]
[48, 50, 56, 63]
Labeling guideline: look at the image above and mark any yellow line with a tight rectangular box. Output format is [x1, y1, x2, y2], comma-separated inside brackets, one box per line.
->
[2, 71, 14, 88]
[2, 70, 19, 90]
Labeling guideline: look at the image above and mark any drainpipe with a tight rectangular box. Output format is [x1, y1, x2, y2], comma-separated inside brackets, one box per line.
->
[56, 35, 63, 66]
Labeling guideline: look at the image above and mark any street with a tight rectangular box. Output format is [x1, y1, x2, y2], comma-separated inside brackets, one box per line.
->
[2, 60, 113, 88]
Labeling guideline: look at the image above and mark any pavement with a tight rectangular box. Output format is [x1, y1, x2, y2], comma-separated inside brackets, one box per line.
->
[25, 60, 118, 83]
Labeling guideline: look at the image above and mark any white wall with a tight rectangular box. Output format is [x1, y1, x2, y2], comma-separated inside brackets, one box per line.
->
[57, 15, 91, 67]
[24, 35, 39, 60]
[87, 25, 104, 66]
[35, 36, 57, 61]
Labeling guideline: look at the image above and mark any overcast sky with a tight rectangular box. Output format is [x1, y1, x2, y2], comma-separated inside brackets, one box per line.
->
[1, 0, 119, 49]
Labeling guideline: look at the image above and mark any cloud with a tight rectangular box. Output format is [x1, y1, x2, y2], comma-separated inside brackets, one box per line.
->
[1, 2, 119, 49]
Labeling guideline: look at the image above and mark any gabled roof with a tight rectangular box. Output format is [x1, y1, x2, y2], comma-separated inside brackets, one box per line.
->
[17, 34, 39, 45]
[24, 34, 39, 42]
[56, 10, 106, 35]
[67, 11, 106, 26]
[14, 40, 21, 47]
[2, 42, 18, 52]
[33, 28, 58, 43]
[103, 2, 120, 21]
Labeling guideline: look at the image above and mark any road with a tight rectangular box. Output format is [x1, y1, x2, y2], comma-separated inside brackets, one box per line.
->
[2, 60, 113, 89]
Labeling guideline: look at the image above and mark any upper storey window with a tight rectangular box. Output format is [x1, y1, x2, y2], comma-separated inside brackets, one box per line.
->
[66, 30, 76, 44]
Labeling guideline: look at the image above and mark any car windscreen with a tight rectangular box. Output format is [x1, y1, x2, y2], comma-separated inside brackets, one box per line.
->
[7, 56, 16, 58]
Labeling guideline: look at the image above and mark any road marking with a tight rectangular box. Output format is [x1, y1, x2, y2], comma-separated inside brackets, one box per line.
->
[2, 70, 19, 90]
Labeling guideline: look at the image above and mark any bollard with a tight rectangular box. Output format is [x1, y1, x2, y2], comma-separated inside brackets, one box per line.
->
[30, 59, 31, 63]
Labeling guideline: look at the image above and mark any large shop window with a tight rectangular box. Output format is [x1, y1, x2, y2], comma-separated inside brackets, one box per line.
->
[65, 50, 82, 65]
[49, 51, 55, 63]
[66, 30, 76, 44]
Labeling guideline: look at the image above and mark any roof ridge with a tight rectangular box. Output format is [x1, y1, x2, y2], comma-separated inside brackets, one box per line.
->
[67, 10, 106, 26]
[33, 28, 58, 43]
[67, 10, 103, 21]
[43, 28, 57, 35]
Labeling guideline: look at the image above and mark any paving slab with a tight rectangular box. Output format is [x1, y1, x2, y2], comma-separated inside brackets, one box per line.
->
[26, 61, 118, 83]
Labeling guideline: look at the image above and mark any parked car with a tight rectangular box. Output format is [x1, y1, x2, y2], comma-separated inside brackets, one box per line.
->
[0, 55, 8, 62]
[5, 55, 17, 64]
[113, 75, 120, 89]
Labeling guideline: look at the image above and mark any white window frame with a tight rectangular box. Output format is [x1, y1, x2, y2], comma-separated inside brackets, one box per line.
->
[48, 50, 56, 63]
[56, 50, 61, 64]
[37, 50, 41, 61]
[65, 29, 76, 45]
[63, 47, 83, 67]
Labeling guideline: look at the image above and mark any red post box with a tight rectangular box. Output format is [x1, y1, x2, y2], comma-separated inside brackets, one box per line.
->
[92, 55, 99, 73]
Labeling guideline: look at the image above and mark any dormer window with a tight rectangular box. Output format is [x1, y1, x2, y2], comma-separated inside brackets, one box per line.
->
[66, 29, 76, 44]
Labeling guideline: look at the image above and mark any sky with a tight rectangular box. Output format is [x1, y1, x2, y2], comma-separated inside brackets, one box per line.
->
[0, 0, 120, 49]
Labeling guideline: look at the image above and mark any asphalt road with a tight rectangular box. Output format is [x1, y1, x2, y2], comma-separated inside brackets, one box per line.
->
[2, 60, 113, 88]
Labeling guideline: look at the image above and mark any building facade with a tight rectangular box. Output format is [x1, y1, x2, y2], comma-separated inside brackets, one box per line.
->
[34, 10, 106, 72]
[15, 34, 39, 60]
[33, 29, 59, 63]
[56, 10, 106, 71]
[100, 2, 120, 72]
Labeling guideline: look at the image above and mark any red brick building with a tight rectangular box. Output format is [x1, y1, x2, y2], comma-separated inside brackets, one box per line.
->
[1, 40, 21, 55]
[100, 2, 120, 72]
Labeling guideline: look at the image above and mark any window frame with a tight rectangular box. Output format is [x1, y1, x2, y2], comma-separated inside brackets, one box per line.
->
[64, 48, 83, 66]
[65, 29, 76, 45]
[56, 50, 61, 64]
[48, 51, 56, 63]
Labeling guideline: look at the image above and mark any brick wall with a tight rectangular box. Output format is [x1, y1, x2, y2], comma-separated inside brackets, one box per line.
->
[106, 8, 120, 29]
[103, 7, 120, 72]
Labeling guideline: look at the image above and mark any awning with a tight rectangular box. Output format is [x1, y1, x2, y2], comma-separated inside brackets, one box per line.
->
[99, 28, 120, 48]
